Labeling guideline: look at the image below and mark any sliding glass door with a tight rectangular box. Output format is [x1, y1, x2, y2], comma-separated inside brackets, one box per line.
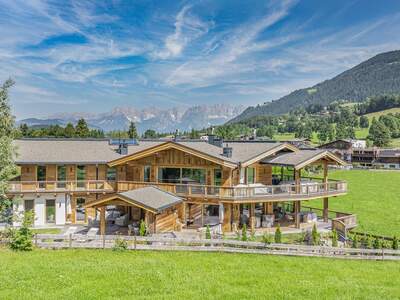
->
[76, 165, 86, 188]
[46, 199, 55, 223]
[57, 165, 66, 188]
[37, 166, 46, 189]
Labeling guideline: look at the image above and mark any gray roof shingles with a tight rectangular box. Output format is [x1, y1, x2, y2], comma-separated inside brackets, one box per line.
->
[13, 138, 289, 165]
[262, 149, 328, 167]
[119, 186, 182, 213]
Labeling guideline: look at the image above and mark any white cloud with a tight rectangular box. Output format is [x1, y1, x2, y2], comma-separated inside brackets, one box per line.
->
[153, 5, 213, 59]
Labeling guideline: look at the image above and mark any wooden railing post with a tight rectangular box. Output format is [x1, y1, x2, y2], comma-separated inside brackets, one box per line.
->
[35, 233, 38, 247]
[103, 235, 106, 249]
[69, 234, 72, 248]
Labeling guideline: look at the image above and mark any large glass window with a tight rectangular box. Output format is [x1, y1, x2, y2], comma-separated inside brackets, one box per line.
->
[247, 167, 255, 184]
[46, 199, 55, 223]
[214, 169, 222, 186]
[57, 165, 66, 188]
[77, 165, 86, 188]
[182, 168, 206, 184]
[106, 167, 117, 181]
[144, 166, 151, 182]
[76, 198, 86, 222]
[37, 166, 46, 188]
[158, 168, 181, 183]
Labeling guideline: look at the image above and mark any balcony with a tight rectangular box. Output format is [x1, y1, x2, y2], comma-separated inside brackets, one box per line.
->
[7, 179, 347, 201]
[7, 180, 116, 194]
[117, 180, 347, 202]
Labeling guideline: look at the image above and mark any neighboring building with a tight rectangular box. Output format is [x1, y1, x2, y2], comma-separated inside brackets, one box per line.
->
[8, 138, 348, 234]
[351, 148, 379, 167]
[372, 149, 400, 169]
[319, 139, 367, 163]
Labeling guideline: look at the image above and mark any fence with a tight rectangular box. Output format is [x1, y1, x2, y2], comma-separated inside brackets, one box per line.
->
[21, 234, 400, 261]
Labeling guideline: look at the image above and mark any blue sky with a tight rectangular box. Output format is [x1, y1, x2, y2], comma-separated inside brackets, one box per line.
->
[1, 0, 400, 119]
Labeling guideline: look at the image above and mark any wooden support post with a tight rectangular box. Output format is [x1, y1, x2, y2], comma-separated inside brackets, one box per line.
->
[294, 169, 301, 194]
[294, 201, 301, 229]
[323, 198, 329, 223]
[323, 160, 328, 191]
[100, 206, 106, 236]
[201, 204, 204, 227]
[232, 204, 240, 232]
[250, 203, 255, 232]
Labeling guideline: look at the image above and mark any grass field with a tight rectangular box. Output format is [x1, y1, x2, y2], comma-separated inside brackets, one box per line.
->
[308, 169, 400, 236]
[1, 249, 399, 300]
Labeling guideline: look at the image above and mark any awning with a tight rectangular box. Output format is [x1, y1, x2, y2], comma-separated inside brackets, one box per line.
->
[261, 149, 348, 170]
[85, 186, 183, 214]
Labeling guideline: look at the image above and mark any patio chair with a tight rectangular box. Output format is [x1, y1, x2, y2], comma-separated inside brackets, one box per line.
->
[115, 214, 129, 226]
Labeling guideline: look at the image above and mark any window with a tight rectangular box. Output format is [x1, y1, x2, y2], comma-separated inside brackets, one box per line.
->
[76, 198, 86, 222]
[24, 200, 34, 212]
[247, 167, 255, 184]
[106, 167, 117, 181]
[214, 169, 222, 186]
[37, 166, 46, 189]
[77, 165, 86, 188]
[182, 168, 206, 184]
[57, 165, 66, 188]
[46, 199, 55, 223]
[158, 168, 181, 183]
[144, 166, 151, 182]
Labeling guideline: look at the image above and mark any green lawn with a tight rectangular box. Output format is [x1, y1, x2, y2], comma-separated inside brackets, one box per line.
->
[0, 249, 399, 300]
[307, 169, 400, 236]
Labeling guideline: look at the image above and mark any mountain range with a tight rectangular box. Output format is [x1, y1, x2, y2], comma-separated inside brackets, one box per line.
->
[18, 104, 245, 133]
[231, 50, 400, 123]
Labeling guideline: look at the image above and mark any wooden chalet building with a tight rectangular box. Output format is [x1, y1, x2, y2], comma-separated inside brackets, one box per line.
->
[8, 137, 348, 234]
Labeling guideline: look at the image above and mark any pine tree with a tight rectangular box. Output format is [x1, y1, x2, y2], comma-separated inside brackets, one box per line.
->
[19, 123, 29, 136]
[205, 225, 211, 239]
[75, 118, 90, 138]
[331, 229, 338, 247]
[312, 223, 319, 246]
[274, 224, 282, 243]
[368, 117, 391, 146]
[0, 79, 17, 224]
[64, 123, 75, 137]
[241, 224, 247, 241]
[128, 121, 138, 139]
[392, 236, 398, 250]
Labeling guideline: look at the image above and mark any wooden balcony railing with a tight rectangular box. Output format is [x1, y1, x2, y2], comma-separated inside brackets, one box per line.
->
[117, 180, 347, 201]
[7, 179, 347, 201]
[7, 180, 116, 193]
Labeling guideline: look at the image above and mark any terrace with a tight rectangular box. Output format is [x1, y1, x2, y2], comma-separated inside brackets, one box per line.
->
[7, 178, 347, 202]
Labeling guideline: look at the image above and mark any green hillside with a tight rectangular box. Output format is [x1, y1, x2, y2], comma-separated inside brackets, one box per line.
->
[232, 50, 400, 122]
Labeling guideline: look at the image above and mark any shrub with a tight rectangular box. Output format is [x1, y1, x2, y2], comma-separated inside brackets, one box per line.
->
[139, 220, 147, 236]
[262, 233, 273, 244]
[373, 237, 382, 249]
[366, 234, 373, 249]
[352, 234, 359, 248]
[331, 229, 338, 247]
[311, 223, 319, 246]
[274, 224, 282, 243]
[113, 236, 128, 251]
[393, 236, 399, 250]
[9, 211, 34, 251]
[241, 224, 247, 241]
[205, 225, 211, 239]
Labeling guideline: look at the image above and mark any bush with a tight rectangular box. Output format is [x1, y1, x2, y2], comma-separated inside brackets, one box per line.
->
[331, 229, 338, 247]
[274, 224, 282, 243]
[139, 220, 147, 236]
[351, 234, 359, 248]
[9, 211, 34, 251]
[393, 236, 399, 250]
[241, 224, 247, 241]
[205, 225, 211, 239]
[262, 233, 273, 244]
[366, 234, 373, 249]
[113, 236, 128, 251]
[373, 237, 382, 249]
[311, 224, 319, 246]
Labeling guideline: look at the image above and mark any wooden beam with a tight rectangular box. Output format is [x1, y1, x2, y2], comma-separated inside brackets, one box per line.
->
[323, 198, 329, 223]
[100, 207, 106, 236]
[294, 201, 300, 228]
[249, 203, 255, 232]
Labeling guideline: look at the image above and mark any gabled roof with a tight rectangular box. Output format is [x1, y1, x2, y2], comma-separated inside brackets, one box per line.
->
[262, 149, 348, 169]
[85, 186, 183, 213]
